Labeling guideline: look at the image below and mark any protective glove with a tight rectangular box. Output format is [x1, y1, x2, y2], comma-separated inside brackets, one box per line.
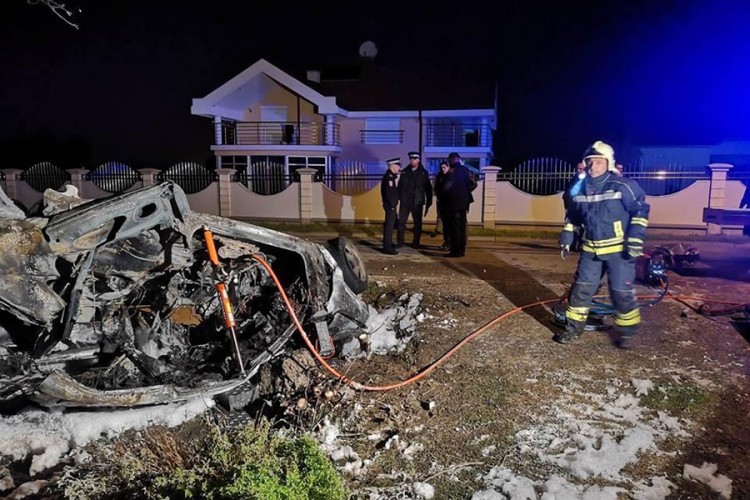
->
[560, 244, 570, 260]
[559, 229, 574, 260]
[627, 242, 644, 259]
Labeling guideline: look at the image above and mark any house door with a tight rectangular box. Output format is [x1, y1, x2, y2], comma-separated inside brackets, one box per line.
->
[260, 106, 288, 144]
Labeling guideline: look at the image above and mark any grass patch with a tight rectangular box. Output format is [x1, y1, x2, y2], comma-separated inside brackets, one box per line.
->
[58, 417, 347, 500]
[641, 382, 711, 414]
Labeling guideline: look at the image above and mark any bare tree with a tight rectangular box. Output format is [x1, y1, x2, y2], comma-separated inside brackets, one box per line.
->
[27, 0, 81, 30]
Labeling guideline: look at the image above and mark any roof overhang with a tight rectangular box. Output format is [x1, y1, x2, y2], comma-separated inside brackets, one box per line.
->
[191, 59, 345, 119]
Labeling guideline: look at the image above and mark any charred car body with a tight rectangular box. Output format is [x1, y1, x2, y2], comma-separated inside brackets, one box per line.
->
[0, 182, 369, 409]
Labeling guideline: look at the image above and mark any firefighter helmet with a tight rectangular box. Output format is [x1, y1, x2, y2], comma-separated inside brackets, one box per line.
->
[583, 141, 616, 171]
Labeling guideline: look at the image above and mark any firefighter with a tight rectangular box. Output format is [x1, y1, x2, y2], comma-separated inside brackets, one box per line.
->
[557, 141, 650, 348]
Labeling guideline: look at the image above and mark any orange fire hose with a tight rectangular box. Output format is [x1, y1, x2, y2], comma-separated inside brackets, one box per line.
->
[203, 228, 245, 375]
[249, 253, 745, 393]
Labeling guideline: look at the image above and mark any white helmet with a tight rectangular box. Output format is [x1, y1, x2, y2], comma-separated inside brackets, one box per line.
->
[582, 140, 616, 171]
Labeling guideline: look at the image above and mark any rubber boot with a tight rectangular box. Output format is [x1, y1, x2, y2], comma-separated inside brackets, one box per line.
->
[554, 320, 585, 344]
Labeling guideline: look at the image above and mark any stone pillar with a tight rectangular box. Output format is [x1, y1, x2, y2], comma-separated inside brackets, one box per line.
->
[140, 168, 160, 188]
[706, 163, 734, 235]
[216, 168, 235, 217]
[68, 168, 87, 195]
[297, 168, 318, 224]
[2, 169, 22, 200]
[481, 166, 501, 230]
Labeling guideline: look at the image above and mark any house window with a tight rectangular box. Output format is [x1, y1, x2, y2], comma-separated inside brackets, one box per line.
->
[219, 155, 248, 169]
[289, 156, 326, 181]
[363, 118, 402, 144]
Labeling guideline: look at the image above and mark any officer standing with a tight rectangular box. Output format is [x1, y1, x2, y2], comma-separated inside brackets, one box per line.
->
[381, 157, 401, 255]
[443, 152, 476, 257]
[397, 152, 433, 249]
[557, 141, 650, 348]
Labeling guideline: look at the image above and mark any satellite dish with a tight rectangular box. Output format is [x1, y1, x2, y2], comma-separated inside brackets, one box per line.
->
[359, 41, 378, 59]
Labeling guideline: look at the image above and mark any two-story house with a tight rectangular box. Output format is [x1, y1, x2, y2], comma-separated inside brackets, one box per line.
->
[191, 58, 497, 194]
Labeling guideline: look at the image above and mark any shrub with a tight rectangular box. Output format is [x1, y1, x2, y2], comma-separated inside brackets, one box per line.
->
[60, 418, 346, 500]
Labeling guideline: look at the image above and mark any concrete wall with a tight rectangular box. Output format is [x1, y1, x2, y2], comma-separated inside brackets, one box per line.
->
[230, 182, 300, 220]
[186, 183, 221, 215]
[337, 117, 420, 163]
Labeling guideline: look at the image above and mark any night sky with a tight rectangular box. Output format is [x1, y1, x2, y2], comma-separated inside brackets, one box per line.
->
[1, 0, 749, 168]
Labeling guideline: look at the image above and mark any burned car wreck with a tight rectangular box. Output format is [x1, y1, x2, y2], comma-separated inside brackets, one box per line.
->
[0, 182, 369, 409]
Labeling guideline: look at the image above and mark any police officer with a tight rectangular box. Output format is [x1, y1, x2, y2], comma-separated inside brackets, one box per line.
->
[397, 151, 433, 249]
[381, 157, 401, 255]
[443, 152, 476, 257]
[557, 141, 650, 348]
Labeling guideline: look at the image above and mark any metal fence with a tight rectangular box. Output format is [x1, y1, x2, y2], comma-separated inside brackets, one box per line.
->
[233, 159, 290, 195]
[8, 156, 747, 200]
[326, 161, 383, 196]
[19, 162, 71, 192]
[497, 157, 713, 196]
[86, 161, 142, 193]
[157, 162, 216, 194]
[497, 157, 573, 196]
[622, 160, 709, 196]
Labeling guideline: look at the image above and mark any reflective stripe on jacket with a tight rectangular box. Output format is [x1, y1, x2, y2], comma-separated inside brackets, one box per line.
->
[562, 172, 650, 257]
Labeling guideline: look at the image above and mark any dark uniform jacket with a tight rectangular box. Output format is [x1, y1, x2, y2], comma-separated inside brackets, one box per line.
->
[397, 165, 433, 207]
[443, 165, 477, 212]
[381, 170, 399, 209]
[561, 171, 650, 257]
[434, 170, 448, 203]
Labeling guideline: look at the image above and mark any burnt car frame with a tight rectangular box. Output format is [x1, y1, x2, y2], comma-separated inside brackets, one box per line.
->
[0, 181, 369, 408]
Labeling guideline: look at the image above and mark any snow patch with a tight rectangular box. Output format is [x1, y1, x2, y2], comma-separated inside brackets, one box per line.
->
[0, 398, 213, 476]
[683, 462, 732, 499]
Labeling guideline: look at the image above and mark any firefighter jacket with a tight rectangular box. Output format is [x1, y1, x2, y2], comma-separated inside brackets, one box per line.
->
[560, 172, 650, 257]
[381, 170, 399, 210]
[398, 164, 433, 208]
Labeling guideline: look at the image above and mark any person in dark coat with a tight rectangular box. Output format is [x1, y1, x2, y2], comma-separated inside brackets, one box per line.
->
[433, 160, 451, 250]
[397, 151, 433, 249]
[381, 157, 401, 254]
[443, 152, 477, 257]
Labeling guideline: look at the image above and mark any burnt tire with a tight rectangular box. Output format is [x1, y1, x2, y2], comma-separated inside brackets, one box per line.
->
[327, 236, 368, 294]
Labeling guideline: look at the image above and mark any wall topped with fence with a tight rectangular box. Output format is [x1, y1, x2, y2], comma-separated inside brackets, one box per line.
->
[1, 161, 747, 235]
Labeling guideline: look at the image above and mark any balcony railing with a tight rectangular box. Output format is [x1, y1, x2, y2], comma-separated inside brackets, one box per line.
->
[358, 130, 405, 145]
[425, 123, 492, 148]
[219, 121, 340, 147]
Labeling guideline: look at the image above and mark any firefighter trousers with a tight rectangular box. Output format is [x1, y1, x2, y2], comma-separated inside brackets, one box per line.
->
[565, 251, 640, 337]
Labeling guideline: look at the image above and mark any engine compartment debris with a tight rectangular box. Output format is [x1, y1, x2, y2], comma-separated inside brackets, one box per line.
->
[0, 182, 370, 409]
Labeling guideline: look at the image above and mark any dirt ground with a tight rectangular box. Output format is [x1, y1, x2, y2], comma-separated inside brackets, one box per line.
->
[314, 234, 750, 499]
